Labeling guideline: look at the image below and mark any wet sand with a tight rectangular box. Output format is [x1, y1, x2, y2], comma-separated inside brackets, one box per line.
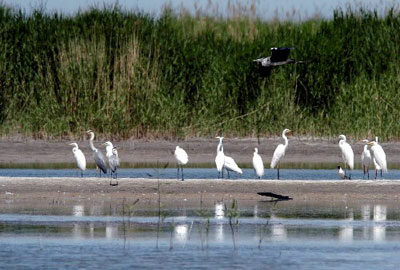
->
[1, 177, 400, 211]
[1, 137, 400, 165]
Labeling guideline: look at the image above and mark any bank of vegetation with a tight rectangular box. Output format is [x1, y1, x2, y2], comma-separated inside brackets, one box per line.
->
[0, 4, 399, 140]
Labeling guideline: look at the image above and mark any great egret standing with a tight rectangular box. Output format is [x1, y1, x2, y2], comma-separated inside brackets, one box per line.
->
[372, 136, 383, 178]
[174, 146, 189, 181]
[69, 142, 86, 177]
[338, 134, 354, 179]
[215, 137, 225, 178]
[108, 147, 120, 186]
[270, 128, 291, 180]
[87, 130, 107, 177]
[368, 140, 387, 179]
[252, 148, 264, 179]
[215, 137, 242, 178]
[360, 139, 372, 179]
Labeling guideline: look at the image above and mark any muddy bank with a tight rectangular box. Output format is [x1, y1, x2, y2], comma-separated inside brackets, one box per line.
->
[1, 177, 400, 214]
[1, 137, 400, 165]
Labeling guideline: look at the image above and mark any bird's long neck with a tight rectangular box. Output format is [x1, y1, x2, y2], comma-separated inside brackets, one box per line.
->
[89, 133, 97, 152]
[364, 145, 369, 152]
[282, 132, 288, 147]
[217, 141, 223, 153]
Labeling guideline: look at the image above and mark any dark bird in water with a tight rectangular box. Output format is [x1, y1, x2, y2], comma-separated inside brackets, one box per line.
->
[253, 47, 305, 77]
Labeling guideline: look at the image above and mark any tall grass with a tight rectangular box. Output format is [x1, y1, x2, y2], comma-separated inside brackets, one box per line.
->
[0, 5, 400, 139]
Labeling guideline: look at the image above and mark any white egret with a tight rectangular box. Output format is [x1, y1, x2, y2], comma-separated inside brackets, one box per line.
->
[360, 139, 372, 179]
[270, 128, 291, 180]
[368, 140, 387, 179]
[215, 137, 242, 178]
[69, 142, 86, 177]
[87, 130, 107, 177]
[174, 146, 189, 181]
[252, 148, 264, 179]
[108, 147, 120, 186]
[215, 137, 225, 178]
[337, 166, 347, 180]
[338, 134, 354, 179]
[103, 141, 114, 158]
[372, 136, 383, 178]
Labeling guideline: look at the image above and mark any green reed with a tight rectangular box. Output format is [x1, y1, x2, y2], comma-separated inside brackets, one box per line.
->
[0, 5, 400, 140]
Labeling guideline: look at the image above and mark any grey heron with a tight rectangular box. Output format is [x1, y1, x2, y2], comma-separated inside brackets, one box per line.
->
[86, 130, 107, 177]
[69, 142, 86, 177]
[270, 129, 291, 180]
[338, 135, 354, 179]
[103, 141, 114, 178]
[253, 47, 304, 77]
[108, 147, 120, 186]
[174, 146, 188, 181]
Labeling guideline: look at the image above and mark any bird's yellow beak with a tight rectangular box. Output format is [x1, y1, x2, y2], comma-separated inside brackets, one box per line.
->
[367, 142, 374, 145]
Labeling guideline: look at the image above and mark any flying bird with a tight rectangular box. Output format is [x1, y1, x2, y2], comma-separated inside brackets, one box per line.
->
[174, 146, 189, 181]
[338, 134, 354, 179]
[253, 47, 304, 77]
[252, 148, 264, 179]
[86, 130, 107, 177]
[69, 142, 86, 177]
[270, 129, 291, 180]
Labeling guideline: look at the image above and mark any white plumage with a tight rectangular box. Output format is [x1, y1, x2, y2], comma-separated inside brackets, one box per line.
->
[103, 141, 114, 158]
[338, 134, 354, 179]
[175, 146, 188, 181]
[224, 155, 243, 175]
[69, 142, 86, 176]
[360, 139, 372, 179]
[337, 166, 346, 180]
[252, 148, 264, 179]
[368, 141, 387, 177]
[270, 128, 291, 179]
[215, 136, 242, 178]
[174, 146, 188, 165]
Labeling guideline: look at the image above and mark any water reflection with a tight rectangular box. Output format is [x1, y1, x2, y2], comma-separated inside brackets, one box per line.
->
[270, 214, 287, 241]
[72, 205, 84, 217]
[174, 224, 188, 243]
[106, 224, 119, 239]
[339, 208, 354, 242]
[373, 205, 387, 242]
[215, 202, 224, 220]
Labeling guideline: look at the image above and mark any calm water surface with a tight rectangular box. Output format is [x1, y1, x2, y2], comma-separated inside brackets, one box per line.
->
[1, 200, 400, 269]
[0, 168, 398, 180]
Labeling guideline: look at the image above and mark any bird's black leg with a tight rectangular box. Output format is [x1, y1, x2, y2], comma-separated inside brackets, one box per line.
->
[375, 169, 378, 180]
[81, 171, 83, 177]
[181, 166, 184, 181]
[222, 169, 224, 179]
[177, 167, 179, 180]
[380, 170, 383, 178]
[227, 169, 230, 179]
[277, 163, 280, 180]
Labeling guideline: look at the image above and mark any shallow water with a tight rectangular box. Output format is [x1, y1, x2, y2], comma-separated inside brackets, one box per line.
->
[0, 168, 397, 180]
[1, 201, 400, 269]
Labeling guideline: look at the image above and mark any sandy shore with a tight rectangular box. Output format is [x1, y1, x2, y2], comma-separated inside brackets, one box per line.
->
[1, 177, 400, 211]
[1, 137, 400, 165]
